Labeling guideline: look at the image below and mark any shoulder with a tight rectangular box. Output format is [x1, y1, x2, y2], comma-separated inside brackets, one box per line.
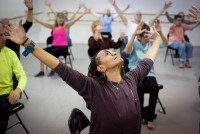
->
[89, 36, 94, 40]
[2, 47, 18, 60]
[3, 47, 15, 54]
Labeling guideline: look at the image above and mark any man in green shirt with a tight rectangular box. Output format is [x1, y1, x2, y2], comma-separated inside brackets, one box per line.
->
[0, 24, 27, 134]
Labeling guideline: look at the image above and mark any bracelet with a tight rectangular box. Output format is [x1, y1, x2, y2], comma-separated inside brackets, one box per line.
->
[21, 37, 29, 46]
[22, 40, 36, 57]
[28, 8, 33, 11]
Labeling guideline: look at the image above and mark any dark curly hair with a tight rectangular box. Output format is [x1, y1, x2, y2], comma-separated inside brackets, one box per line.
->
[138, 23, 150, 38]
[87, 51, 107, 84]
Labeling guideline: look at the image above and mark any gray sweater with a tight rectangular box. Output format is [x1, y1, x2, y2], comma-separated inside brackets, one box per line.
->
[54, 58, 153, 134]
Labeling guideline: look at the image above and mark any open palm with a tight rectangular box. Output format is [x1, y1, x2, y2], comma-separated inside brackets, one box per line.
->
[4, 20, 27, 45]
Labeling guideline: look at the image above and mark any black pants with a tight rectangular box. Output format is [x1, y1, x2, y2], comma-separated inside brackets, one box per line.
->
[44, 46, 69, 58]
[137, 77, 159, 122]
[101, 32, 112, 39]
[0, 94, 12, 134]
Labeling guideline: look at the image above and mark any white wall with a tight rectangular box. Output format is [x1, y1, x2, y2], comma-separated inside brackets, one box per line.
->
[1, 0, 200, 46]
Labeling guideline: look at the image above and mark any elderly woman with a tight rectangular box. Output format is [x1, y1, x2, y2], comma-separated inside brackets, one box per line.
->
[88, 20, 125, 58]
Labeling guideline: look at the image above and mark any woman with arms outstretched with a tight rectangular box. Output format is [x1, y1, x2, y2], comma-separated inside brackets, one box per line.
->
[4, 20, 162, 134]
[33, 9, 89, 77]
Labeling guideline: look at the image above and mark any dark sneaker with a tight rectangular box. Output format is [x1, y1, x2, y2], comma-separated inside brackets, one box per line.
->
[47, 70, 55, 77]
[34, 71, 45, 77]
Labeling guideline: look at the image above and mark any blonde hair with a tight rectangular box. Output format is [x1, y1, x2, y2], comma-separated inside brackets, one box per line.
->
[91, 20, 103, 33]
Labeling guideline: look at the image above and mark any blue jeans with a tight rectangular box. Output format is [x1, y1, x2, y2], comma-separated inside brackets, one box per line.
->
[170, 41, 193, 61]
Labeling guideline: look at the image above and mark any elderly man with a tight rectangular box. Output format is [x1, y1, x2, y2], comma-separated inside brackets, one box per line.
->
[0, 24, 27, 134]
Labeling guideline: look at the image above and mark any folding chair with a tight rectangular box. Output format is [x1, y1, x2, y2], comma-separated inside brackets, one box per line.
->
[68, 108, 90, 134]
[7, 102, 29, 134]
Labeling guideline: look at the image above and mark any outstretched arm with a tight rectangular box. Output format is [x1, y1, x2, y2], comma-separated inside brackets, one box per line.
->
[24, 0, 33, 22]
[4, 20, 94, 105]
[113, 3, 131, 19]
[70, 3, 82, 20]
[125, 22, 145, 53]
[165, 11, 173, 23]
[4, 20, 59, 69]
[81, 3, 100, 18]
[110, 0, 128, 25]
[46, 0, 57, 17]
[33, 16, 53, 29]
[64, 9, 89, 29]
[149, 1, 172, 26]
[153, 19, 168, 46]
[144, 27, 162, 62]
[189, 6, 200, 23]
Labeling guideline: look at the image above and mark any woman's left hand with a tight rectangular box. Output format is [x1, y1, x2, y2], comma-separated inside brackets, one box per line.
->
[3, 20, 27, 45]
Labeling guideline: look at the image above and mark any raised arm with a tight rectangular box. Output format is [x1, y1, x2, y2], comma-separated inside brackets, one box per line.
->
[4, 20, 59, 69]
[46, 0, 57, 17]
[4, 20, 94, 105]
[153, 20, 168, 46]
[33, 16, 53, 29]
[144, 27, 162, 62]
[64, 9, 89, 29]
[110, 0, 128, 25]
[165, 11, 173, 23]
[24, 0, 33, 22]
[190, 22, 200, 29]
[70, 3, 82, 20]
[189, 6, 200, 23]
[149, 1, 172, 26]
[112, 3, 131, 19]
[125, 22, 145, 53]
[81, 3, 100, 18]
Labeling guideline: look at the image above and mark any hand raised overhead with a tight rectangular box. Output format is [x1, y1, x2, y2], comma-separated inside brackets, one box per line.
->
[3, 20, 27, 45]
[189, 6, 200, 23]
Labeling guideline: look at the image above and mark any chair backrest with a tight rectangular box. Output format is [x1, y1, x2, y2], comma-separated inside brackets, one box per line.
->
[68, 108, 90, 134]
[46, 36, 53, 47]
[138, 83, 163, 93]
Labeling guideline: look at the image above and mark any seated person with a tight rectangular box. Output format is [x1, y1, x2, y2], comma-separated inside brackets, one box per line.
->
[124, 21, 168, 130]
[88, 20, 124, 58]
[0, 24, 27, 134]
[168, 15, 200, 68]
[33, 9, 89, 77]
[165, 11, 196, 24]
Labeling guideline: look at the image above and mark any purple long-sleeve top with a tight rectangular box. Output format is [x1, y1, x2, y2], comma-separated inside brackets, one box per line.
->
[54, 58, 153, 134]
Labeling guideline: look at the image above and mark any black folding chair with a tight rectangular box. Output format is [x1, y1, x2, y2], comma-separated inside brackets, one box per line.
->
[7, 102, 29, 134]
[68, 108, 90, 134]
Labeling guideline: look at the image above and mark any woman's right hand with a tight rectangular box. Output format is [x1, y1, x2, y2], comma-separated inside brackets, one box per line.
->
[4, 20, 27, 45]
[134, 22, 145, 35]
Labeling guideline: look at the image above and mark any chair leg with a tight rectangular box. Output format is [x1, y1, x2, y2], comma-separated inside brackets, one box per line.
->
[69, 46, 74, 60]
[169, 49, 175, 66]
[157, 97, 166, 114]
[23, 91, 29, 100]
[7, 113, 30, 134]
[15, 113, 30, 134]
[68, 55, 73, 69]
[164, 47, 169, 62]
